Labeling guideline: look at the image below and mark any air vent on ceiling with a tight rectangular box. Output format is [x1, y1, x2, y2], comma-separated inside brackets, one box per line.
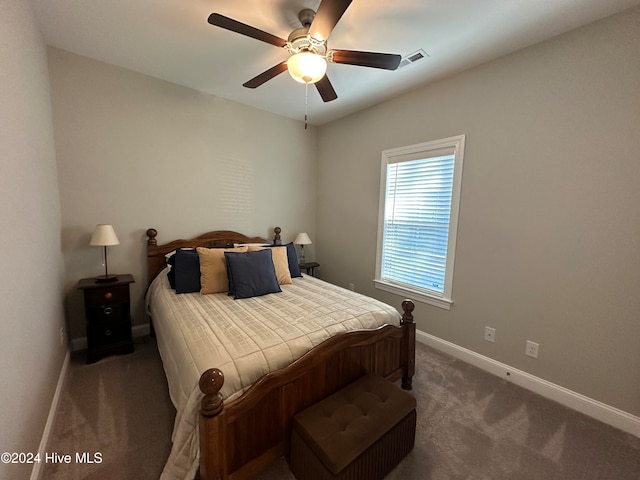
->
[398, 49, 429, 69]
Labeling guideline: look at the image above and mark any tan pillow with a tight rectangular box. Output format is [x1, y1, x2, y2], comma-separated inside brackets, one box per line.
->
[248, 246, 293, 285]
[197, 246, 248, 294]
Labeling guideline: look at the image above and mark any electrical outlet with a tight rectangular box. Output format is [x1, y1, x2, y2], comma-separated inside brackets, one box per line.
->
[348, 283, 355, 291]
[484, 326, 496, 343]
[525, 340, 539, 358]
[59, 327, 65, 346]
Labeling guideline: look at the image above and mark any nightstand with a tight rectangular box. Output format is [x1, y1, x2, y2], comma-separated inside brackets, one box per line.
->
[299, 262, 320, 277]
[77, 274, 135, 363]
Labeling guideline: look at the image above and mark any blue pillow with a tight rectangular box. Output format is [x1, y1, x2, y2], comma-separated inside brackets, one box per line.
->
[284, 242, 302, 278]
[174, 248, 201, 294]
[224, 249, 282, 299]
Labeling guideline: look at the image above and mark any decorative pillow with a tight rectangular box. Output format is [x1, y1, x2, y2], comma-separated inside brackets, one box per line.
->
[247, 245, 293, 285]
[250, 242, 302, 278]
[174, 248, 201, 294]
[224, 249, 282, 299]
[197, 246, 247, 294]
[166, 253, 176, 289]
[283, 242, 302, 278]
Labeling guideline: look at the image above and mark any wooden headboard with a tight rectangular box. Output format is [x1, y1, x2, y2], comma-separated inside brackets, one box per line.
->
[145, 227, 281, 284]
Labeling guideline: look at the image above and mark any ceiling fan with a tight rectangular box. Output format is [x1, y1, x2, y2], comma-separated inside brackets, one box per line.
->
[207, 0, 402, 103]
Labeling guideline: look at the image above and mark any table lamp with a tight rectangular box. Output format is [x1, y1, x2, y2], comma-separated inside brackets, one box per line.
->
[294, 232, 312, 264]
[90, 224, 120, 283]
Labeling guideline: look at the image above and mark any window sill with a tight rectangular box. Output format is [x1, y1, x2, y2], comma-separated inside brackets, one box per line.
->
[373, 280, 452, 311]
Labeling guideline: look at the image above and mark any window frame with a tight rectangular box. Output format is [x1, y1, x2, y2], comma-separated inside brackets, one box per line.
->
[374, 135, 466, 310]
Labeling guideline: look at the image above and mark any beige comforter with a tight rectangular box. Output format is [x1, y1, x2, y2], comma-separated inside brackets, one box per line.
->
[146, 271, 401, 480]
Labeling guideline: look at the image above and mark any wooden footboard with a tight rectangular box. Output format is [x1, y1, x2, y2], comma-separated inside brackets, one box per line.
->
[198, 300, 415, 480]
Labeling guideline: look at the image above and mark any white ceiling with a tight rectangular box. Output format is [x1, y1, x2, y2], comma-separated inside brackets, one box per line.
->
[30, 0, 640, 126]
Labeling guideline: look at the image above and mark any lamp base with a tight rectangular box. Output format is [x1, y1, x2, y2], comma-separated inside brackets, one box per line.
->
[95, 274, 118, 283]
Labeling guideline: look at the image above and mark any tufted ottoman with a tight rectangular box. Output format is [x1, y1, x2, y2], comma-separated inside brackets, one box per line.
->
[289, 375, 416, 480]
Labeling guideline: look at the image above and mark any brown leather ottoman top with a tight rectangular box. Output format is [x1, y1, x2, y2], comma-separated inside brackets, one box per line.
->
[292, 374, 417, 475]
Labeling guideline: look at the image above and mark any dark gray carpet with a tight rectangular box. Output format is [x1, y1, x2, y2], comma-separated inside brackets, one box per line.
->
[41, 338, 174, 479]
[43, 337, 640, 479]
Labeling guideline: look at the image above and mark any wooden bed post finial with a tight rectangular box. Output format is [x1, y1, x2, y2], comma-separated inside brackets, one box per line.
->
[401, 300, 415, 324]
[146, 228, 158, 246]
[273, 226, 281, 245]
[199, 368, 225, 417]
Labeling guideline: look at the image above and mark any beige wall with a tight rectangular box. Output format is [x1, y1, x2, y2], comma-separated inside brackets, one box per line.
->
[316, 7, 640, 416]
[48, 48, 318, 339]
[0, 1, 66, 478]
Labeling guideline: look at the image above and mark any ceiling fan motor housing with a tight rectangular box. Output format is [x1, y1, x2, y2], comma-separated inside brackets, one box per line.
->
[287, 9, 327, 57]
[288, 28, 327, 56]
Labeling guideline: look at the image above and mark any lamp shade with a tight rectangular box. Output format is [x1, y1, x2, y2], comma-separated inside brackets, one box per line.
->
[294, 233, 312, 245]
[89, 224, 120, 246]
[287, 52, 327, 84]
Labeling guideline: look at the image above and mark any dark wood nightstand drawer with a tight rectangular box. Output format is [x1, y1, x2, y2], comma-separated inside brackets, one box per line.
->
[84, 284, 130, 305]
[88, 318, 132, 347]
[87, 303, 128, 322]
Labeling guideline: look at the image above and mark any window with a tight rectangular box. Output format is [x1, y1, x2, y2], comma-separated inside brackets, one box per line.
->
[375, 135, 465, 310]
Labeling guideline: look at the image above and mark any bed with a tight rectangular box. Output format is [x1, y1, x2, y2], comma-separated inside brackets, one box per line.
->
[145, 227, 415, 480]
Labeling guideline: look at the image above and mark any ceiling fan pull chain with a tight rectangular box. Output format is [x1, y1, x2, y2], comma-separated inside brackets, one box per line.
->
[304, 82, 309, 130]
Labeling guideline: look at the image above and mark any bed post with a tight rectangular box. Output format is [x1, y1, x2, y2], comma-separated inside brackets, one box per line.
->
[146, 228, 162, 284]
[146, 228, 159, 337]
[199, 368, 226, 480]
[147, 228, 157, 245]
[401, 300, 415, 390]
[273, 226, 281, 245]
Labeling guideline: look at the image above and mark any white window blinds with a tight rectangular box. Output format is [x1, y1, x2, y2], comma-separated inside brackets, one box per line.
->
[376, 135, 465, 309]
[382, 153, 454, 294]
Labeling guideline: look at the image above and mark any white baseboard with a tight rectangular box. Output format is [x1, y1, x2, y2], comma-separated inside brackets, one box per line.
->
[30, 349, 70, 480]
[416, 329, 640, 438]
[70, 323, 150, 352]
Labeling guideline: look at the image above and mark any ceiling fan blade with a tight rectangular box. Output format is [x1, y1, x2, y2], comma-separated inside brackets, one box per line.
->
[329, 49, 402, 70]
[208, 13, 287, 48]
[308, 0, 353, 42]
[315, 75, 338, 102]
[243, 62, 289, 89]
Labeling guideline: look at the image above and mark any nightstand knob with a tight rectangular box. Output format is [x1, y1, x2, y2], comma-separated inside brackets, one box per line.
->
[104, 292, 113, 300]
[105, 329, 112, 336]
[103, 307, 113, 315]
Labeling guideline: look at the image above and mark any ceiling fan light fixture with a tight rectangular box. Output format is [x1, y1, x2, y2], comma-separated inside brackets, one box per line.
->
[287, 52, 327, 84]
